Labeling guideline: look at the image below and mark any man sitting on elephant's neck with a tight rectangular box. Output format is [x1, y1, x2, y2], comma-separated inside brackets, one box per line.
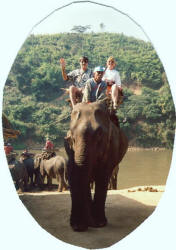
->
[82, 66, 120, 128]
[82, 66, 107, 103]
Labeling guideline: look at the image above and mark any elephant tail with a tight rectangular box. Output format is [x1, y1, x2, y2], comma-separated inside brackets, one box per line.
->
[118, 129, 128, 164]
[61, 157, 69, 187]
[64, 163, 69, 186]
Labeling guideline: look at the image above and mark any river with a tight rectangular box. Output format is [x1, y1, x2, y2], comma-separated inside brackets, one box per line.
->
[16, 148, 173, 190]
[118, 149, 172, 189]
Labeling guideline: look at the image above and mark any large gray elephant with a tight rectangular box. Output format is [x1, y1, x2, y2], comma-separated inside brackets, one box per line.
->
[64, 99, 128, 231]
[8, 159, 28, 193]
[34, 155, 68, 192]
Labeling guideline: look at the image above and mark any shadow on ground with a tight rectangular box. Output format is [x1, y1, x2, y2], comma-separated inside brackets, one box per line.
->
[19, 191, 156, 249]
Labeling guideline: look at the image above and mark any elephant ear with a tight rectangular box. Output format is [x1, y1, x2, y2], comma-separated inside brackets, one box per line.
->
[64, 131, 74, 156]
[34, 156, 41, 169]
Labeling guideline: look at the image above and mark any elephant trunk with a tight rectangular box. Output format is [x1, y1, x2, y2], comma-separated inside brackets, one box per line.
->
[74, 140, 89, 167]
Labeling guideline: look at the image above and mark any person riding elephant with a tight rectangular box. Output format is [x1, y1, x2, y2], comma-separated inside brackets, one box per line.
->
[60, 56, 93, 107]
[82, 65, 120, 128]
[102, 56, 123, 109]
[64, 98, 128, 232]
[21, 149, 34, 158]
[82, 65, 107, 103]
[42, 137, 56, 160]
[4, 142, 13, 155]
[44, 137, 54, 152]
[34, 155, 68, 192]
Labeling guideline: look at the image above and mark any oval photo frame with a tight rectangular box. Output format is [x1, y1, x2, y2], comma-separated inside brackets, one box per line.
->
[0, 0, 175, 250]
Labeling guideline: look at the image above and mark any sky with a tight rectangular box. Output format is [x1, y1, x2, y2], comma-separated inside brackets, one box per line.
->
[32, 2, 149, 41]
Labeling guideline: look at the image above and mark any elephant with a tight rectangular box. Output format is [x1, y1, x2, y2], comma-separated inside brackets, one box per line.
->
[19, 155, 35, 187]
[34, 155, 68, 192]
[64, 99, 128, 231]
[8, 159, 28, 193]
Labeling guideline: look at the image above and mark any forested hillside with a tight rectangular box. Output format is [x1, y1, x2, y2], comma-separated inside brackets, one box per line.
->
[3, 33, 175, 148]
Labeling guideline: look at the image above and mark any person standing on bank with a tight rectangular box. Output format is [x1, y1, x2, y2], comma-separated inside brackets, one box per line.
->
[102, 56, 123, 109]
[59, 56, 93, 107]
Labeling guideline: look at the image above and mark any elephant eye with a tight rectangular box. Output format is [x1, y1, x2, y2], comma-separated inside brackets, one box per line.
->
[71, 110, 81, 121]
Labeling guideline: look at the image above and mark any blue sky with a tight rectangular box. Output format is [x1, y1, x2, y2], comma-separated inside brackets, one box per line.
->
[32, 2, 148, 41]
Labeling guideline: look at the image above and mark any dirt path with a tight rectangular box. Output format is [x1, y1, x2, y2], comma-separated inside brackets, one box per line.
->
[19, 185, 164, 249]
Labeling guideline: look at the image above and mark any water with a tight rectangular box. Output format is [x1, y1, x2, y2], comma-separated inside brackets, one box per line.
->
[118, 149, 172, 189]
[15, 148, 173, 190]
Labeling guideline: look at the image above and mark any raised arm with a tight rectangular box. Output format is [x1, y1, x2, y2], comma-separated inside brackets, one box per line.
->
[59, 58, 68, 81]
[82, 81, 91, 103]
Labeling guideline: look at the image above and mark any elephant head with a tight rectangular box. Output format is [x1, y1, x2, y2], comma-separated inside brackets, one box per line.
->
[69, 99, 112, 168]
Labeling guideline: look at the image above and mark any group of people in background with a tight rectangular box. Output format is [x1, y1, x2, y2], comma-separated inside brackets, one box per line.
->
[4, 136, 54, 161]
[59, 56, 123, 109]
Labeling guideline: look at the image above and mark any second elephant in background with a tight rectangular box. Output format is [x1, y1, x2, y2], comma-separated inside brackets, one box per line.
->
[34, 155, 68, 192]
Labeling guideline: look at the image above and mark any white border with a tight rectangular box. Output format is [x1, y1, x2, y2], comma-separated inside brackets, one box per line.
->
[0, 1, 176, 249]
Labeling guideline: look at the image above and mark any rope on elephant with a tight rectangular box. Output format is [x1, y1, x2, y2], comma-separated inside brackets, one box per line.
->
[41, 151, 56, 160]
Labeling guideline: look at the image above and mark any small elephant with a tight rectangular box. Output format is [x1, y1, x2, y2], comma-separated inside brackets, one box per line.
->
[34, 155, 68, 192]
[9, 160, 28, 193]
[19, 155, 35, 187]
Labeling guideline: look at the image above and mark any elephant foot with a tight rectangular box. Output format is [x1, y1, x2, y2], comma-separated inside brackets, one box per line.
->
[70, 217, 88, 232]
[93, 219, 107, 228]
[91, 215, 107, 228]
[17, 188, 23, 194]
[71, 222, 88, 232]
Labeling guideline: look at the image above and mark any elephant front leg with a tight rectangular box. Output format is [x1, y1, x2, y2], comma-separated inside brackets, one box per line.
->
[70, 165, 92, 232]
[17, 179, 25, 193]
[92, 172, 109, 227]
[29, 174, 34, 187]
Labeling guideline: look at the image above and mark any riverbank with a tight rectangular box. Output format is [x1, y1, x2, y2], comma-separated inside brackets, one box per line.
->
[127, 146, 166, 152]
[19, 185, 165, 249]
[14, 145, 168, 152]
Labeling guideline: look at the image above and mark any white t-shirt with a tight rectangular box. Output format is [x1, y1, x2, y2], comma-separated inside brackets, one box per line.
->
[102, 68, 121, 87]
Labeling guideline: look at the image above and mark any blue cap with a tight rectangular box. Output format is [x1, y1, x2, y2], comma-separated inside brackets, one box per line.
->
[93, 66, 105, 73]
